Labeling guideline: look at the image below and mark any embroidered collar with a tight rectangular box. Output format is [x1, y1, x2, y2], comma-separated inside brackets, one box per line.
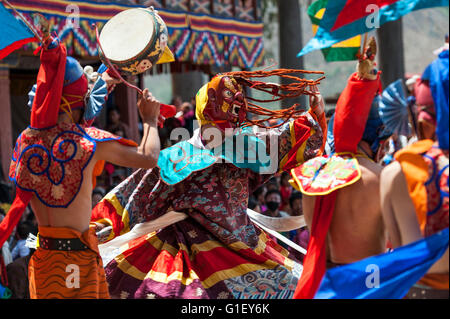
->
[157, 128, 275, 185]
[9, 123, 122, 208]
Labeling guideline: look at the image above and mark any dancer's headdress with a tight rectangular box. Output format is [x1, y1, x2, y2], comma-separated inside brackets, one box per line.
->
[27, 37, 108, 126]
[333, 37, 387, 154]
[195, 69, 325, 131]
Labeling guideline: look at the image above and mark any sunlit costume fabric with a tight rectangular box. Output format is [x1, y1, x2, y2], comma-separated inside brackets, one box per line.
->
[28, 226, 110, 299]
[92, 74, 326, 299]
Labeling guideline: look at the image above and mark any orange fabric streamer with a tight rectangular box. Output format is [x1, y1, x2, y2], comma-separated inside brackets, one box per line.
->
[92, 160, 105, 189]
[394, 139, 435, 233]
[395, 139, 449, 291]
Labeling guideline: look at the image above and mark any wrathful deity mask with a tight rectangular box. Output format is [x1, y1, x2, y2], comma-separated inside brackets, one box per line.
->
[195, 69, 326, 133]
[196, 76, 248, 132]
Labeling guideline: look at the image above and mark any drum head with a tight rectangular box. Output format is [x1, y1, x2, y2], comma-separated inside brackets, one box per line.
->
[99, 8, 155, 62]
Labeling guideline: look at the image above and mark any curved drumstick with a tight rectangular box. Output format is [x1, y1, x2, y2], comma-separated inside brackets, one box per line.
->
[93, 23, 177, 127]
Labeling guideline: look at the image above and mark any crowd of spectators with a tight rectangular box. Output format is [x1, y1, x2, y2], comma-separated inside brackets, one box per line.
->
[248, 174, 310, 261]
[1, 168, 38, 298]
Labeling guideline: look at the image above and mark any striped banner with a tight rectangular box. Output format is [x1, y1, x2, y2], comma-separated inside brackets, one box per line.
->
[5, 0, 265, 68]
[188, 13, 263, 37]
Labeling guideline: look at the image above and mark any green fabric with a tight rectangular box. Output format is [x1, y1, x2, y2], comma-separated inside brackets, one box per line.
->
[307, 0, 329, 25]
[0, 284, 11, 299]
[322, 47, 360, 62]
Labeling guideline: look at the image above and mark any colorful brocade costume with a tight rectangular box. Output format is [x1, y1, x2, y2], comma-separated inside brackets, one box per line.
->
[0, 37, 137, 299]
[10, 123, 136, 299]
[395, 140, 449, 294]
[290, 72, 384, 298]
[289, 46, 449, 300]
[398, 49, 449, 297]
[91, 75, 325, 299]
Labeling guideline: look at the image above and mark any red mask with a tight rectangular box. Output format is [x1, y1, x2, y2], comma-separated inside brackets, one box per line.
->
[203, 76, 247, 132]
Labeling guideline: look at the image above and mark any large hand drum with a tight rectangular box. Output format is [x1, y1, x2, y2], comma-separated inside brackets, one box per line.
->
[99, 7, 175, 76]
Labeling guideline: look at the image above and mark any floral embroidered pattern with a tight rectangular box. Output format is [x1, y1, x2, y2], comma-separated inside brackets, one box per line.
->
[96, 113, 322, 299]
[423, 147, 449, 237]
[223, 265, 300, 299]
[293, 154, 360, 195]
[304, 112, 324, 162]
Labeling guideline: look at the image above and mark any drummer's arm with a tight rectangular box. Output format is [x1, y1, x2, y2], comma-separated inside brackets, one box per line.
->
[95, 89, 161, 169]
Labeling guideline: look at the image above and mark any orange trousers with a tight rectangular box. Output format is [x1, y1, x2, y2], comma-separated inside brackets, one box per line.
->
[28, 226, 110, 299]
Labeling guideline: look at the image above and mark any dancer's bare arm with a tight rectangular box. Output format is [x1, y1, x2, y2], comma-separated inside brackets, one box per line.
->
[380, 161, 422, 248]
[95, 89, 161, 169]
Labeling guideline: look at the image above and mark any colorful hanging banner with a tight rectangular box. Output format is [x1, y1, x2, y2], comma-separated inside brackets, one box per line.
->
[299, 0, 449, 58]
[4, 0, 265, 69]
[307, 0, 361, 62]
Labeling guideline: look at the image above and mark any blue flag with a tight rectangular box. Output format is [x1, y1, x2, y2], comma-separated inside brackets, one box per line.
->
[0, 2, 37, 60]
[315, 228, 449, 299]
[421, 50, 449, 151]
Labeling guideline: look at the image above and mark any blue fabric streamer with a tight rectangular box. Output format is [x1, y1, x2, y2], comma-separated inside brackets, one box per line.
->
[422, 50, 449, 150]
[315, 227, 449, 299]
[97, 64, 108, 74]
[0, 3, 35, 59]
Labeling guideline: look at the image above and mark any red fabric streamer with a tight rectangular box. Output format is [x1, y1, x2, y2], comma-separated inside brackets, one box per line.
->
[0, 37, 36, 60]
[294, 71, 381, 299]
[30, 40, 67, 129]
[333, 72, 382, 153]
[282, 117, 312, 171]
[293, 191, 338, 299]
[0, 189, 33, 249]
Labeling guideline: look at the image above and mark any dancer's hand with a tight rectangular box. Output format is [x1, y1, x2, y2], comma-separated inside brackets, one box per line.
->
[309, 85, 325, 119]
[101, 72, 121, 93]
[91, 221, 106, 232]
[137, 89, 160, 123]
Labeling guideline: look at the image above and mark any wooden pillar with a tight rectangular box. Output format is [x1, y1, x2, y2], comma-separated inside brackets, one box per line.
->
[277, 0, 306, 109]
[172, 71, 205, 103]
[114, 76, 141, 144]
[377, 19, 405, 89]
[0, 69, 12, 180]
